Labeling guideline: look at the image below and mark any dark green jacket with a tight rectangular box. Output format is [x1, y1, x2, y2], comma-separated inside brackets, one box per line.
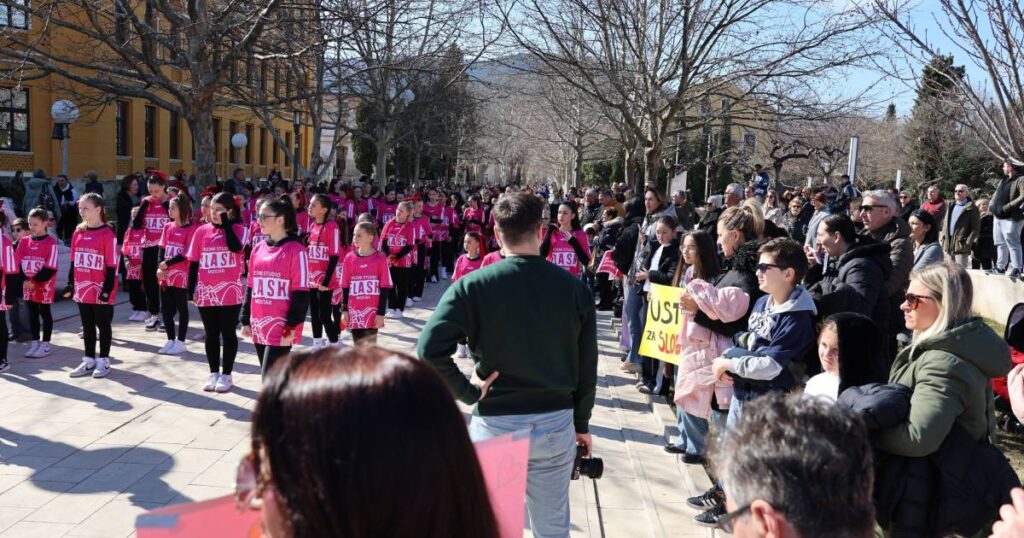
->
[875, 318, 1011, 458]
[418, 255, 598, 433]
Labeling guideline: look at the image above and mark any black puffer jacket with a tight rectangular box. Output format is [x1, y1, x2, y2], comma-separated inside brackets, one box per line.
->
[692, 240, 764, 338]
[638, 238, 680, 287]
[804, 236, 892, 328]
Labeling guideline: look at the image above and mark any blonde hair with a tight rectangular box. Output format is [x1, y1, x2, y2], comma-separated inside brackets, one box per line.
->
[911, 262, 974, 343]
[741, 198, 767, 238]
[719, 205, 760, 241]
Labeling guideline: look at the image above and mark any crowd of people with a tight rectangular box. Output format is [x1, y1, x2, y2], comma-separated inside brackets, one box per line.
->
[4, 159, 1024, 537]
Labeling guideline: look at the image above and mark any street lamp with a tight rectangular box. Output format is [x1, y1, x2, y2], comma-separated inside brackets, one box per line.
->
[51, 99, 79, 177]
[292, 110, 301, 183]
[231, 132, 248, 172]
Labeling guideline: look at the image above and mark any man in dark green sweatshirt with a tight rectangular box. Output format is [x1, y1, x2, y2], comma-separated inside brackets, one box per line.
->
[418, 192, 598, 538]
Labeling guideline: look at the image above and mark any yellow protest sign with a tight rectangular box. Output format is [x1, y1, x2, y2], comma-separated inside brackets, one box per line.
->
[637, 283, 683, 365]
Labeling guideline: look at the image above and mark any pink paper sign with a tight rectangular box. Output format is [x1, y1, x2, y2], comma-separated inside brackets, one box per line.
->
[596, 250, 624, 279]
[136, 495, 261, 537]
[474, 431, 531, 538]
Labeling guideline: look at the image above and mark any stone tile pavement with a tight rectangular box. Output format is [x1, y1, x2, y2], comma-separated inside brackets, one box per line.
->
[0, 283, 714, 537]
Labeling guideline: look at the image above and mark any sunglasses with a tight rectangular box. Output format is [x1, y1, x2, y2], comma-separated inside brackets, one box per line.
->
[235, 453, 267, 512]
[756, 263, 786, 273]
[717, 504, 752, 532]
[858, 205, 882, 212]
[904, 292, 936, 310]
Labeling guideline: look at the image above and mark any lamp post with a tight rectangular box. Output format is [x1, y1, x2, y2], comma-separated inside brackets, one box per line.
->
[231, 132, 248, 173]
[51, 100, 79, 177]
[292, 110, 301, 184]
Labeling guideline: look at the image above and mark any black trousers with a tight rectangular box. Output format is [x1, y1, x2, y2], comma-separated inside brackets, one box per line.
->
[78, 303, 113, 358]
[27, 301, 52, 341]
[255, 344, 291, 377]
[411, 244, 427, 298]
[309, 289, 339, 342]
[198, 305, 241, 375]
[973, 256, 994, 270]
[428, 241, 442, 279]
[388, 267, 412, 312]
[141, 247, 161, 315]
[161, 286, 189, 341]
[597, 273, 615, 307]
[0, 311, 8, 361]
[351, 328, 378, 346]
[59, 208, 78, 242]
[126, 279, 146, 311]
[442, 236, 459, 272]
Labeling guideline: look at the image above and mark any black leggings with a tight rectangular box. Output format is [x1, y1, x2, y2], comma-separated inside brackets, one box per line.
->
[309, 289, 339, 342]
[126, 279, 146, 311]
[27, 301, 52, 342]
[351, 328, 378, 346]
[78, 303, 113, 358]
[443, 237, 458, 272]
[428, 241, 442, 279]
[389, 267, 412, 312]
[411, 244, 427, 298]
[161, 287, 189, 341]
[255, 344, 291, 377]
[198, 305, 241, 375]
[0, 311, 8, 361]
[141, 246, 161, 315]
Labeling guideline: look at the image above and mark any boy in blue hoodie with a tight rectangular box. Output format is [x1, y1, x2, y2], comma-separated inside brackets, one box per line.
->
[692, 238, 817, 527]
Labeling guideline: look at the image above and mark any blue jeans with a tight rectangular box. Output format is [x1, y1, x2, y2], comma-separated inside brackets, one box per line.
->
[994, 217, 1023, 271]
[673, 408, 727, 456]
[625, 284, 647, 365]
[469, 409, 576, 538]
[726, 397, 748, 431]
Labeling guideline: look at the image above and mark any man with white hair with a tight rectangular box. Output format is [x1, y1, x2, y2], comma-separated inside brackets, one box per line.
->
[859, 189, 913, 356]
[942, 184, 980, 268]
[580, 188, 603, 228]
[724, 183, 744, 208]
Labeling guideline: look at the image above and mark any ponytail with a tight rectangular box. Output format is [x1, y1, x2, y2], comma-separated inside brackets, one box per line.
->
[75, 193, 110, 232]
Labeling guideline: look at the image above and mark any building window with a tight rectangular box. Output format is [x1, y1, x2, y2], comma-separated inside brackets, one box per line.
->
[115, 100, 129, 157]
[245, 124, 253, 164]
[259, 127, 267, 165]
[169, 110, 180, 159]
[213, 118, 221, 163]
[284, 132, 291, 167]
[0, 87, 29, 151]
[743, 133, 757, 156]
[144, 105, 156, 158]
[1, 0, 29, 29]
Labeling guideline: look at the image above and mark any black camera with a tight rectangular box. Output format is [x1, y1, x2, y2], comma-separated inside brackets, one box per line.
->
[571, 445, 603, 480]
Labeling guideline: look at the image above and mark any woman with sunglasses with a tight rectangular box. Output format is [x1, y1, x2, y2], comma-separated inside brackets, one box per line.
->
[761, 191, 784, 227]
[237, 346, 499, 537]
[305, 194, 341, 348]
[241, 196, 310, 376]
[876, 262, 1010, 460]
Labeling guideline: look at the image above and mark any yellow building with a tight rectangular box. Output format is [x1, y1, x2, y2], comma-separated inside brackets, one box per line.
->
[0, 82, 312, 182]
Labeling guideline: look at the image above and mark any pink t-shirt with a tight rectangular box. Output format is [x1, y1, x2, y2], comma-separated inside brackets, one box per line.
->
[463, 207, 485, 234]
[547, 229, 591, 277]
[331, 244, 351, 305]
[17, 234, 59, 304]
[340, 250, 393, 329]
[354, 198, 374, 216]
[160, 222, 197, 289]
[443, 206, 460, 231]
[248, 221, 267, 249]
[307, 218, 340, 289]
[380, 219, 417, 269]
[423, 202, 448, 241]
[452, 254, 484, 282]
[70, 226, 119, 305]
[247, 239, 309, 346]
[336, 198, 356, 221]
[0, 234, 15, 311]
[377, 201, 398, 225]
[122, 228, 144, 280]
[187, 223, 246, 307]
[412, 215, 432, 248]
[481, 251, 505, 267]
[140, 195, 171, 247]
[295, 212, 310, 235]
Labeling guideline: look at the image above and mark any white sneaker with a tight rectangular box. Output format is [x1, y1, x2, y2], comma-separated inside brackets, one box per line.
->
[456, 344, 469, 358]
[158, 340, 174, 354]
[129, 310, 147, 322]
[145, 315, 160, 331]
[392, 309, 403, 319]
[69, 357, 96, 378]
[405, 298, 413, 308]
[214, 374, 233, 393]
[411, 297, 421, 303]
[92, 357, 111, 379]
[439, 267, 448, 279]
[24, 341, 40, 358]
[34, 342, 51, 358]
[384, 309, 397, 319]
[202, 373, 220, 392]
[164, 340, 186, 355]
[430, 275, 438, 283]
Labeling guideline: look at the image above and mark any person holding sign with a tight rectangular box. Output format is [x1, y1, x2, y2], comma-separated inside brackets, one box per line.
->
[540, 201, 591, 277]
[634, 215, 680, 394]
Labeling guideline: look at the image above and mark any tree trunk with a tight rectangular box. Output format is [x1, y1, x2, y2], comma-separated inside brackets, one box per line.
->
[645, 143, 663, 192]
[185, 106, 216, 187]
[374, 139, 388, 184]
[574, 134, 584, 188]
[413, 149, 422, 182]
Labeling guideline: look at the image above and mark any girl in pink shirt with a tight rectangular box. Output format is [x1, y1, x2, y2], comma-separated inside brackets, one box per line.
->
[131, 174, 172, 329]
[64, 194, 120, 379]
[242, 196, 310, 377]
[463, 195, 485, 234]
[377, 190, 399, 228]
[441, 200, 461, 279]
[187, 192, 246, 393]
[423, 190, 448, 283]
[306, 194, 342, 347]
[540, 202, 591, 277]
[452, 232, 484, 282]
[122, 208, 147, 321]
[380, 201, 417, 319]
[291, 191, 310, 236]
[341, 221, 392, 345]
[156, 193, 197, 356]
[410, 199, 432, 301]
[0, 215, 15, 373]
[17, 208, 59, 358]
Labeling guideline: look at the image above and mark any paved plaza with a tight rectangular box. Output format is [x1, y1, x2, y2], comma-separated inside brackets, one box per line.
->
[0, 282, 711, 537]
